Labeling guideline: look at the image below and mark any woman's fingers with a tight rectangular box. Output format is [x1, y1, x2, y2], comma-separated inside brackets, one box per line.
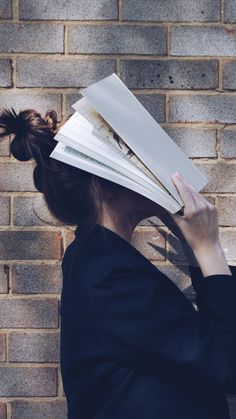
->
[171, 172, 196, 216]
[172, 172, 210, 216]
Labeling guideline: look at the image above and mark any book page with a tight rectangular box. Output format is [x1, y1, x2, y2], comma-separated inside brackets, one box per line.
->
[75, 73, 209, 205]
[72, 97, 169, 194]
[49, 142, 182, 214]
[54, 112, 171, 198]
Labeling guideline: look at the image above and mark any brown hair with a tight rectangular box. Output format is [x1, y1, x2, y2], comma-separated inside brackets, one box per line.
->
[0, 107, 120, 243]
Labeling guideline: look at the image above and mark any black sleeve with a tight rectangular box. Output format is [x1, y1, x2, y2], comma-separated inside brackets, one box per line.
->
[91, 263, 236, 394]
[189, 264, 236, 393]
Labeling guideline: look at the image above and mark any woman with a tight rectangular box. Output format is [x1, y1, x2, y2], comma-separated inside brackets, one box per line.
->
[0, 108, 236, 419]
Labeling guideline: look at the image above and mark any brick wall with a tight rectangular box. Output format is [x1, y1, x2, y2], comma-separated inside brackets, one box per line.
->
[0, 0, 236, 417]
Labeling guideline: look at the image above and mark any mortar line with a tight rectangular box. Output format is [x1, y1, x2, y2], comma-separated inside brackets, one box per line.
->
[116, 58, 120, 76]
[62, 93, 67, 119]
[119, 0, 123, 21]
[165, 93, 170, 123]
[7, 401, 11, 419]
[220, 0, 225, 22]
[167, 23, 171, 55]
[216, 127, 221, 158]
[218, 58, 224, 91]
[2, 53, 236, 61]
[0, 20, 236, 27]
[9, 195, 13, 227]
[12, 57, 16, 88]
[12, 0, 19, 21]
[3, 86, 236, 95]
[64, 24, 68, 55]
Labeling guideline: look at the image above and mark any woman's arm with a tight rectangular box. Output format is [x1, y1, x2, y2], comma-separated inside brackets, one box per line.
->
[91, 259, 236, 394]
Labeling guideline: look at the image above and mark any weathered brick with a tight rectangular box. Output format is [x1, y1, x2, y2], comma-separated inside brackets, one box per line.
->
[219, 229, 236, 260]
[9, 331, 60, 362]
[221, 130, 236, 158]
[224, 60, 236, 90]
[0, 197, 10, 225]
[131, 228, 166, 261]
[135, 94, 166, 122]
[0, 334, 6, 362]
[0, 23, 64, 53]
[0, 92, 62, 119]
[68, 25, 166, 54]
[197, 163, 236, 193]
[167, 232, 188, 263]
[225, 0, 236, 23]
[11, 400, 67, 419]
[0, 299, 58, 328]
[218, 196, 236, 227]
[171, 26, 236, 56]
[123, 0, 219, 22]
[0, 59, 12, 87]
[0, 264, 9, 293]
[0, 0, 12, 18]
[64, 228, 76, 249]
[0, 136, 10, 157]
[17, 59, 116, 87]
[164, 128, 216, 157]
[0, 367, 57, 396]
[13, 195, 58, 226]
[19, 0, 118, 20]
[0, 231, 61, 260]
[0, 402, 6, 419]
[11, 263, 62, 294]
[0, 163, 36, 191]
[170, 95, 236, 123]
[66, 92, 166, 122]
[156, 263, 193, 293]
[66, 93, 83, 115]
[120, 59, 218, 89]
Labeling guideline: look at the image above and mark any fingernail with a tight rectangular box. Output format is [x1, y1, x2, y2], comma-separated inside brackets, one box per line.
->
[175, 171, 181, 177]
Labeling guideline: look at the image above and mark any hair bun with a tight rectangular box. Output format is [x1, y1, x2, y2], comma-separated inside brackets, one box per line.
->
[44, 110, 57, 133]
[0, 107, 56, 164]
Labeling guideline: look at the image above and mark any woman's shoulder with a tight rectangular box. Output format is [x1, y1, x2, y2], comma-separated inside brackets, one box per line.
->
[62, 223, 164, 286]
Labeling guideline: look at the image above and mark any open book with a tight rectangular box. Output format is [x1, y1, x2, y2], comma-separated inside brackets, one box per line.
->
[49, 73, 209, 214]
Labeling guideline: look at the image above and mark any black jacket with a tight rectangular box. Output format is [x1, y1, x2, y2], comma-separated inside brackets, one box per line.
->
[60, 223, 236, 419]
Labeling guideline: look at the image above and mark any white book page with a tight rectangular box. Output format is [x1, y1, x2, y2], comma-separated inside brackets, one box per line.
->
[54, 111, 169, 196]
[74, 73, 209, 205]
[49, 142, 181, 214]
[71, 97, 168, 194]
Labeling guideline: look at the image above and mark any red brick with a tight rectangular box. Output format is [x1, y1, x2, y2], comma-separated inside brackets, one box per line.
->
[0, 367, 57, 396]
[219, 229, 236, 261]
[198, 163, 236, 193]
[13, 195, 58, 226]
[0, 299, 58, 328]
[9, 331, 60, 362]
[11, 399, 67, 419]
[11, 263, 62, 294]
[218, 196, 236, 226]
[131, 228, 166, 261]
[0, 231, 62, 260]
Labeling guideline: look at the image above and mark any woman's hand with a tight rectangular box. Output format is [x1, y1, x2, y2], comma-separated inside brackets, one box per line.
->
[170, 172, 219, 252]
[167, 171, 231, 277]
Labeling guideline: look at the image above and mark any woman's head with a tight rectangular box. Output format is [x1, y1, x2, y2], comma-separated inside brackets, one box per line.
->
[0, 108, 122, 239]
[0, 107, 162, 241]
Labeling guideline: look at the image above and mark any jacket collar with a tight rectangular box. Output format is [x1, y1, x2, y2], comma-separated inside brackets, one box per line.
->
[74, 223, 161, 277]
